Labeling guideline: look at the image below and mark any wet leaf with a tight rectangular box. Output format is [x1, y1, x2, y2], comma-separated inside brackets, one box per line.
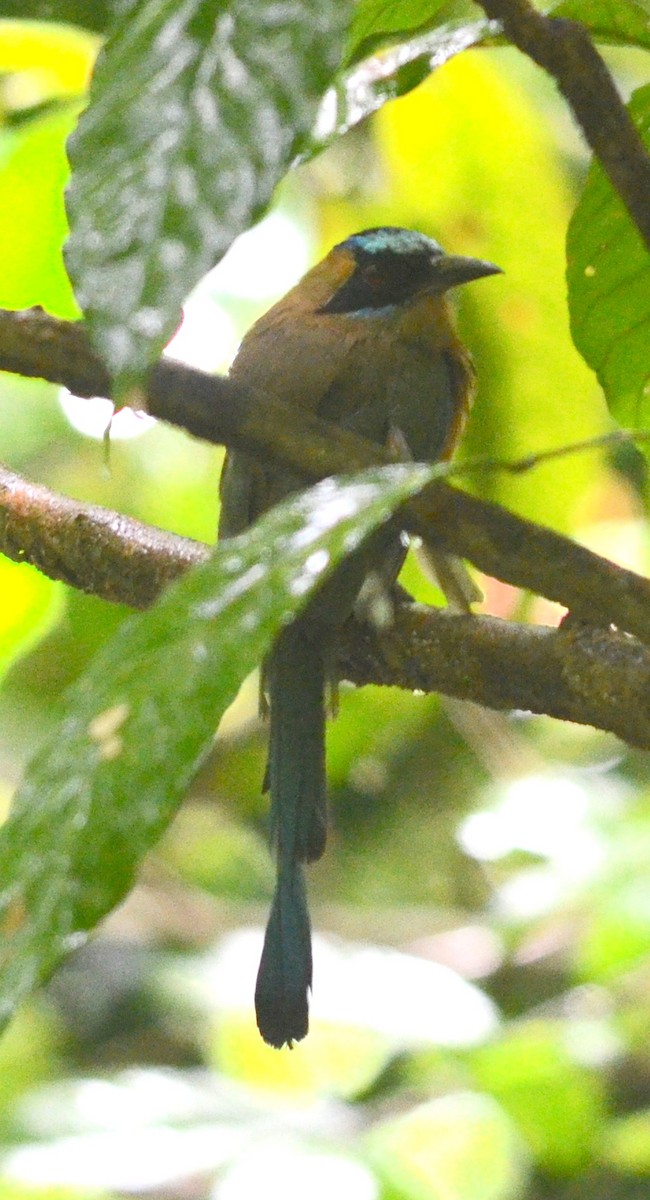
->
[65, 0, 353, 398]
[567, 84, 650, 430]
[0, 463, 435, 1031]
[342, 0, 650, 72]
[311, 0, 650, 158]
[309, 19, 496, 155]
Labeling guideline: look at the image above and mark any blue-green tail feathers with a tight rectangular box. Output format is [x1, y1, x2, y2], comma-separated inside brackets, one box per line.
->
[268, 624, 327, 864]
[255, 624, 327, 1047]
[255, 862, 312, 1048]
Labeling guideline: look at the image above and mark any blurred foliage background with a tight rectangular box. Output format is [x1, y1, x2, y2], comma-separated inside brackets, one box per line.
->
[0, 9, 649, 1200]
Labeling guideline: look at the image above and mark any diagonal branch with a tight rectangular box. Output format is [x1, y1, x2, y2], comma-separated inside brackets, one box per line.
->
[2, 461, 649, 748]
[476, 0, 650, 250]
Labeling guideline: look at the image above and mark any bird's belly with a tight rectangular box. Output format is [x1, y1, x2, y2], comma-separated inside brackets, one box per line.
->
[319, 344, 458, 464]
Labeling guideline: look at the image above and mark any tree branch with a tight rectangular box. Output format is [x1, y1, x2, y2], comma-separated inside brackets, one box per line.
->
[476, 0, 650, 250]
[0, 464, 204, 608]
[340, 608, 650, 750]
[2, 461, 649, 748]
[2, 306, 650, 648]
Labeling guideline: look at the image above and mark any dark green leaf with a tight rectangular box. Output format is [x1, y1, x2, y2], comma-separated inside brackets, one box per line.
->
[550, 0, 650, 51]
[0, 463, 434, 1030]
[65, 0, 353, 397]
[566, 84, 650, 428]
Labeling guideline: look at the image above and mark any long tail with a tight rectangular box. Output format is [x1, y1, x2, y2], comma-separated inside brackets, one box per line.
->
[255, 622, 327, 1048]
[255, 860, 312, 1048]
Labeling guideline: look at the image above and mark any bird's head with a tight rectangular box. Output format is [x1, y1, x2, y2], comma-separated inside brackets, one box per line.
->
[318, 226, 501, 316]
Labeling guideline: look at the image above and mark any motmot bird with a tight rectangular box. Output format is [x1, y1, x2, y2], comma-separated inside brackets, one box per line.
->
[218, 227, 501, 1048]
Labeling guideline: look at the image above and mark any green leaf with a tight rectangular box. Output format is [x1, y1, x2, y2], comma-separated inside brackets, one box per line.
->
[603, 1107, 650, 1174]
[0, 106, 81, 318]
[368, 1091, 528, 1200]
[310, 19, 496, 154]
[567, 84, 650, 428]
[471, 1022, 607, 1174]
[574, 814, 650, 979]
[315, 0, 650, 156]
[550, 0, 650, 51]
[0, 4, 116, 32]
[0, 1003, 62, 1110]
[0, 18, 98, 96]
[343, 0, 650, 72]
[0, 463, 434, 1030]
[65, 0, 353, 397]
[345, 0, 448, 65]
[0, 558, 65, 683]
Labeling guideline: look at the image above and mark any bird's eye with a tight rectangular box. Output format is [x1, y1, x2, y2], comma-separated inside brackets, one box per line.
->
[363, 263, 382, 288]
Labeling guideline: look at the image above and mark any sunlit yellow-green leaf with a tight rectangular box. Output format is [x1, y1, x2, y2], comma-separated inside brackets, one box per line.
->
[471, 1021, 607, 1173]
[602, 1107, 650, 1174]
[213, 1011, 389, 1099]
[368, 1091, 528, 1200]
[374, 50, 609, 532]
[0, 19, 98, 101]
[0, 106, 80, 317]
[0, 558, 64, 684]
[0, 1003, 62, 1110]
